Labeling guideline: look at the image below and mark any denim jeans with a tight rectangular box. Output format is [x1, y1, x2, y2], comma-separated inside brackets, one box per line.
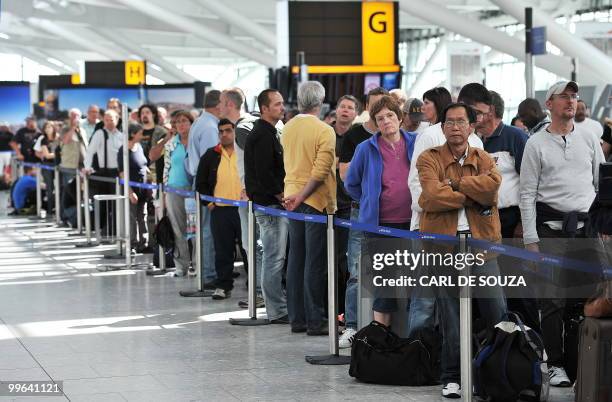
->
[256, 205, 289, 320]
[200, 205, 217, 283]
[239, 206, 263, 294]
[287, 203, 327, 329]
[436, 258, 507, 383]
[344, 207, 362, 329]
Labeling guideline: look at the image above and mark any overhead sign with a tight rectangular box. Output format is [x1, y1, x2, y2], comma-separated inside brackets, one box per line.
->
[288, 1, 399, 74]
[125, 61, 146, 85]
[361, 2, 395, 66]
[531, 27, 547, 55]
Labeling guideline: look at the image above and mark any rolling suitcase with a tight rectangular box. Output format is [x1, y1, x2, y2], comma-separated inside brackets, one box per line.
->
[575, 318, 612, 402]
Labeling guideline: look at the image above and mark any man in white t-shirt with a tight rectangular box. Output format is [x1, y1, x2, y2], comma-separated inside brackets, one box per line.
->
[574, 99, 603, 142]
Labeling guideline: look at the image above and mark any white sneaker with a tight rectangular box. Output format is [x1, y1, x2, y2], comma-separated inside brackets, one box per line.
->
[549, 366, 571, 387]
[442, 383, 461, 398]
[339, 328, 357, 349]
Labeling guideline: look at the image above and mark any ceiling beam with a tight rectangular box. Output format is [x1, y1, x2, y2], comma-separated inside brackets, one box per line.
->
[92, 29, 198, 83]
[115, 0, 275, 68]
[196, 0, 277, 49]
[27, 18, 126, 61]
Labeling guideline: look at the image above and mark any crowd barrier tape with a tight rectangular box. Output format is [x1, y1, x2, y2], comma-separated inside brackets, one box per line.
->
[200, 194, 248, 208]
[164, 186, 195, 197]
[254, 203, 327, 224]
[16, 160, 612, 277]
[118, 179, 159, 191]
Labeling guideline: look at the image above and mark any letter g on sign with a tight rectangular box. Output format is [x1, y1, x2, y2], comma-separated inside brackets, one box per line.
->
[369, 11, 387, 33]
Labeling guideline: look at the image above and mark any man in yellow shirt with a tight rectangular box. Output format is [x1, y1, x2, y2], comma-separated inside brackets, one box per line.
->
[195, 118, 246, 300]
[282, 81, 337, 335]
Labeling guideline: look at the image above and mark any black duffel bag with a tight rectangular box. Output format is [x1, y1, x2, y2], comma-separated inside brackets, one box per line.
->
[349, 320, 440, 386]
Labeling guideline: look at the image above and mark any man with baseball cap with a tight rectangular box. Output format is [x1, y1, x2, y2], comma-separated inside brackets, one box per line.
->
[520, 80, 605, 387]
[401, 98, 430, 134]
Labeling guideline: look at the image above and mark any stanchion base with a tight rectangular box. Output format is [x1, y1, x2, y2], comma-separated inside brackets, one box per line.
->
[68, 232, 84, 237]
[179, 289, 214, 297]
[75, 242, 97, 248]
[228, 318, 270, 326]
[305, 354, 351, 365]
[146, 268, 169, 276]
[104, 254, 125, 260]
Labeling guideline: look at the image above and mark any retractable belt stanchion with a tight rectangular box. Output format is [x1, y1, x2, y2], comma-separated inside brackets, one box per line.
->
[306, 213, 351, 365]
[122, 104, 131, 269]
[35, 166, 42, 219]
[54, 166, 61, 225]
[229, 200, 269, 325]
[83, 173, 92, 244]
[76, 168, 83, 233]
[179, 191, 213, 297]
[459, 232, 473, 402]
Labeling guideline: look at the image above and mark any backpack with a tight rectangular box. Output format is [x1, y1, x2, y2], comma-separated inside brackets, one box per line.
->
[473, 312, 549, 402]
[349, 320, 440, 386]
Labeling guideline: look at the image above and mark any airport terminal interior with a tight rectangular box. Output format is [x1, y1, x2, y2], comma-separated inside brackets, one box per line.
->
[0, 0, 611, 401]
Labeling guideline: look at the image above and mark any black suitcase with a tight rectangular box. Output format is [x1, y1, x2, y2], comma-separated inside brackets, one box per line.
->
[575, 317, 612, 402]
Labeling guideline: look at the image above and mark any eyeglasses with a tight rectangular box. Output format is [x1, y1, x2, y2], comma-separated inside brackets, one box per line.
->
[443, 120, 469, 128]
[554, 94, 579, 100]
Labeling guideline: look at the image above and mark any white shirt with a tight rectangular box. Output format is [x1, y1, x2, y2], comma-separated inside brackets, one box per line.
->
[84, 128, 124, 170]
[415, 121, 430, 135]
[80, 118, 99, 142]
[574, 118, 604, 144]
[407, 122, 484, 231]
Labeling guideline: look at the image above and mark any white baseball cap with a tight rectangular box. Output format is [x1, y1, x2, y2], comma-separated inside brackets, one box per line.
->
[545, 81, 579, 101]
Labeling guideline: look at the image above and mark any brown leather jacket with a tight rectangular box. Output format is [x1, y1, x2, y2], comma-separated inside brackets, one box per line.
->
[416, 144, 502, 243]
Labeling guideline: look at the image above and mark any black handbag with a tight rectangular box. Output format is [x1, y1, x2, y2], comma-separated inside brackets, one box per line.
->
[349, 321, 440, 386]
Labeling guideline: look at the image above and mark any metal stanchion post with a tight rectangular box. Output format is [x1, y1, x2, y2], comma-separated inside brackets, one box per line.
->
[306, 213, 351, 365]
[54, 166, 61, 224]
[179, 192, 213, 297]
[122, 103, 131, 269]
[76, 169, 82, 233]
[116, 178, 123, 254]
[35, 167, 42, 219]
[83, 174, 92, 244]
[230, 200, 269, 325]
[459, 232, 473, 402]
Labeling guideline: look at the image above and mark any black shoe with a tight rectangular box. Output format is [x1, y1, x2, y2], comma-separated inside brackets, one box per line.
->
[270, 314, 290, 324]
[203, 282, 216, 290]
[307, 322, 329, 336]
[291, 325, 307, 333]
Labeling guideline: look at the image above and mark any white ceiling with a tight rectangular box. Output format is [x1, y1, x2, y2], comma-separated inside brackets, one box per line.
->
[0, 0, 594, 82]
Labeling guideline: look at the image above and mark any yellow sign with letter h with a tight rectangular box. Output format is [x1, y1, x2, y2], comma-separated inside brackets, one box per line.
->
[125, 60, 146, 85]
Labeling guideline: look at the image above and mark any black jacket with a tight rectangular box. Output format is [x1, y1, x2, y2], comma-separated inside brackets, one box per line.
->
[244, 119, 285, 206]
[195, 144, 222, 205]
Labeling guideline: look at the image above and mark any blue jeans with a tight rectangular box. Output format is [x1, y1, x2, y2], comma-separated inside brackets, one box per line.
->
[200, 206, 216, 283]
[344, 207, 362, 329]
[239, 206, 263, 294]
[256, 206, 289, 320]
[286, 203, 327, 329]
[435, 258, 507, 383]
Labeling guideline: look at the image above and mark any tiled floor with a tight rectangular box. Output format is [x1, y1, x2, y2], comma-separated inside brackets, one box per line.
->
[0, 215, 573, 401]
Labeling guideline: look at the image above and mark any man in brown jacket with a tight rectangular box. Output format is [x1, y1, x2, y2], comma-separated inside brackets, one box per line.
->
[415, 102, 507, 399]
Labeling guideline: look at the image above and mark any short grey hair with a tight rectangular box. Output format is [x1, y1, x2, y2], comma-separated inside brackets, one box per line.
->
[297, 81, 325, 113]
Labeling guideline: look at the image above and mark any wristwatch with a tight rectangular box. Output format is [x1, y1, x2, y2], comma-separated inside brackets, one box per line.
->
[448, 179, 459, 191]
